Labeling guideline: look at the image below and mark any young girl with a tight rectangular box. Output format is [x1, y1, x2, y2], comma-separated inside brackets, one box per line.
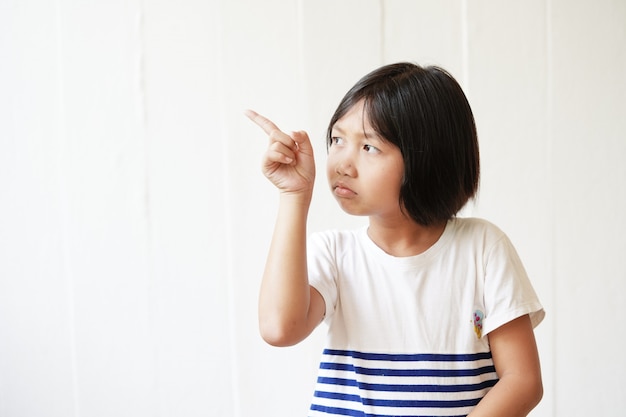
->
[245, 62, 544, 417]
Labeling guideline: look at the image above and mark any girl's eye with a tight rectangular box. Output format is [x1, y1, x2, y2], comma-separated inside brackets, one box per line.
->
[330, 137, 344, 146]
[363, 144, 381, 154]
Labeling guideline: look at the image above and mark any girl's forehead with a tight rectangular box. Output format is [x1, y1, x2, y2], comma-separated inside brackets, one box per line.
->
[332, 100, 373, 133]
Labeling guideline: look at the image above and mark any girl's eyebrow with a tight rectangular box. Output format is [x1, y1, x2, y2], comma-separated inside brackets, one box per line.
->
[331, 124, 382, 142]
[330, 124, 346, 135]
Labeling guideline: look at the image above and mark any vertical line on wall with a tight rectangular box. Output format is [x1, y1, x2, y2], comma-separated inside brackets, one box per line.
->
[460, 0, 470, 92]
[135, 0, 161, 411]
[55, 0, 81, 415]
[379, 0, 386, 64]
[296, 0, 306, 121]
[137, 0, 150, 231]
[545, 0, 557, 414]
[215, 2, 240, 414]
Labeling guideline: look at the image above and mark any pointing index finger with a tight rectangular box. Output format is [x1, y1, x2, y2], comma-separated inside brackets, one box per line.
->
[244, 109, 281, 136]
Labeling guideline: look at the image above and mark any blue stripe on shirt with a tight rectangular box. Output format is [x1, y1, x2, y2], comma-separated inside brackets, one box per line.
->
[322, 349, 493, 362]
[320, 362, 496, 378]
[316, 376, 497, 393]
[310, 403, 468, 417]
[315, 390, 482, 408]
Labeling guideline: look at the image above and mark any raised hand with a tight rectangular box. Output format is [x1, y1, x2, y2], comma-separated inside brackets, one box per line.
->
[245, 110, 316, 195]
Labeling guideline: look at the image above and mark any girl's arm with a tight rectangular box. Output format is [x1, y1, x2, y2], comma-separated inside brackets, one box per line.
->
[259, 191, 326, 346]
[245, 110, 326, 347]
[468, 314, 543, 416]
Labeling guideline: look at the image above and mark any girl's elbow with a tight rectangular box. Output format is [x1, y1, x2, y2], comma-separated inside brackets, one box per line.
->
[526, 365, 544, 407]
[259, 319, 301, 347]
[519, 372, 544, 412]
[531, 376, 544, 408]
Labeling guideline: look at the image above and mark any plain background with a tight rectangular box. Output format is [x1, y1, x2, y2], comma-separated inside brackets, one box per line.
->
[1, 0, 625, 416]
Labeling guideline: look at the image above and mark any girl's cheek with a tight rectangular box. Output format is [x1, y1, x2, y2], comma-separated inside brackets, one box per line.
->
[326, 159, 335, 180]
[326, 153, 337, 174]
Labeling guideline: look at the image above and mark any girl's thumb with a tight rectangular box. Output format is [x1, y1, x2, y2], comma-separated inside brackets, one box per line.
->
[291, 130, 310, 150]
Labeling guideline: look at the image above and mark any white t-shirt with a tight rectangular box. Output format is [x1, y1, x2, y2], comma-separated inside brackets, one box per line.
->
[307, 217, 544, 417]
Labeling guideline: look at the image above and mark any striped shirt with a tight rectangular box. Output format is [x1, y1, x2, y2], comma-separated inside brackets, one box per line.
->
[310, 349, 497, 416]
[307, 218, 544, 416]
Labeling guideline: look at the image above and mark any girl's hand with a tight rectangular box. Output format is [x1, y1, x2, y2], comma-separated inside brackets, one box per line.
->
[245, 110, 316, 196]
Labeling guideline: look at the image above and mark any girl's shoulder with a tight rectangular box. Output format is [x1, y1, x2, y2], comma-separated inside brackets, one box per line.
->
[451, 217, 522, 262]
[308, 227, 366, 254]
[452, 217, 507, 240]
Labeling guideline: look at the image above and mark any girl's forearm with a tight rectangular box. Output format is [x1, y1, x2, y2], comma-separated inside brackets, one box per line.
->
[468, 372, 543, 417]
[258, 191, 314, 347]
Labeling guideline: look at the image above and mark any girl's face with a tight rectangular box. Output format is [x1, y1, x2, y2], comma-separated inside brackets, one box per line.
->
[327, 100, 405, 220]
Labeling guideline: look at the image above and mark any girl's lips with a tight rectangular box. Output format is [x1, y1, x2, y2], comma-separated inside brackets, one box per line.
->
[333, 183, 357, 197]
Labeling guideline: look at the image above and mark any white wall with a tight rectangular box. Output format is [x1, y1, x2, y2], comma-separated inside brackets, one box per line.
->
[1, 0, 625, 416]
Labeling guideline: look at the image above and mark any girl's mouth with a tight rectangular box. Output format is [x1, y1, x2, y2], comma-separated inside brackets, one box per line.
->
[333, 182, 357, 197]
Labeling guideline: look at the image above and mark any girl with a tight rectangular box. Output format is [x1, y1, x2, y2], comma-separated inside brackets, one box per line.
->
[245, 62, 544, 417]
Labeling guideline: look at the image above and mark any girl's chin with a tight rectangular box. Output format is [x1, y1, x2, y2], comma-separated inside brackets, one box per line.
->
[333, 199, 368, 217]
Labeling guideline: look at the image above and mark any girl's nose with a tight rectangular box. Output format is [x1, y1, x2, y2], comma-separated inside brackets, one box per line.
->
[335, 158, 356, 177]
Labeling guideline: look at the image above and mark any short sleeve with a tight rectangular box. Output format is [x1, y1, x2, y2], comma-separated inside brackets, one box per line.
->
[481, 234, 545, 336]
[307, 231, 339, 323]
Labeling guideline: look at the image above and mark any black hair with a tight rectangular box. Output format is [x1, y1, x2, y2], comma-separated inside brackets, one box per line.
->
[327, 62, 480, 226]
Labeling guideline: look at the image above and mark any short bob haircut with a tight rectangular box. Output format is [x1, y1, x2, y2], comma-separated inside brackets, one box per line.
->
[327, 62, 480, 226]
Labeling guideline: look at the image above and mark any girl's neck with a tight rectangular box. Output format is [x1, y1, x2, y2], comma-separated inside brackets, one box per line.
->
[367, 216, 447, 257]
